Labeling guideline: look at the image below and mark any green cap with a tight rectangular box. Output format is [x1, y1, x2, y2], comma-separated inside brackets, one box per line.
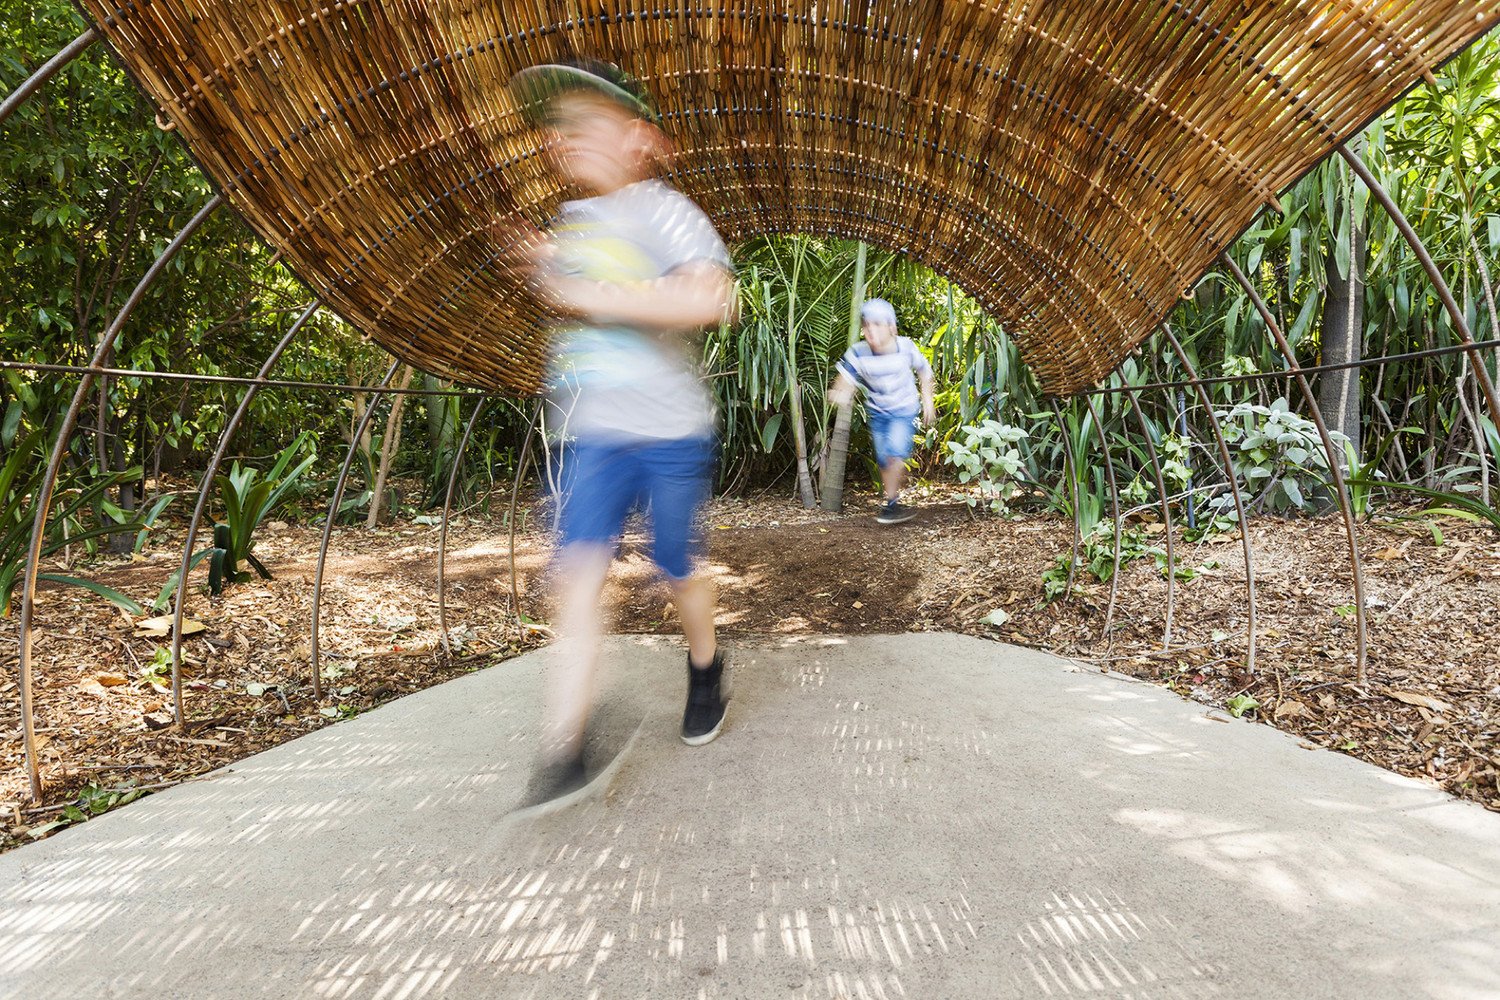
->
[509, 59, 662, 125]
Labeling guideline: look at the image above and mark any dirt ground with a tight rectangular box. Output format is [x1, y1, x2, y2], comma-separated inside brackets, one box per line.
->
[4, 482, 1498, 849]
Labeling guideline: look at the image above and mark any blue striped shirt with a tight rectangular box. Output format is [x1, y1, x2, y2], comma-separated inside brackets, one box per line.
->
[837, 337, 931, 415]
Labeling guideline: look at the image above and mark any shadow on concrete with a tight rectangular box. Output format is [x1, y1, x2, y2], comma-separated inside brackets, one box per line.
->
[1, 634, 1496, 999]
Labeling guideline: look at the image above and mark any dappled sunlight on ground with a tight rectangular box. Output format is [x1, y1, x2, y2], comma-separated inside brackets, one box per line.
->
[7, 470, 1500, 994]
[6, 635, 1495, 998]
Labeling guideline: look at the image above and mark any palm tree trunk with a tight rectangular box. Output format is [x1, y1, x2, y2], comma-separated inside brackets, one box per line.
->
[790, 385, 817, 508]
[785, 244, 818, 508]
[1319, 170, 1364, 456]
[1469, 227, 1500, 504]
[367, 365, 415, 526]
[820, 242, 867, 512]
[820, 399, 855, 512]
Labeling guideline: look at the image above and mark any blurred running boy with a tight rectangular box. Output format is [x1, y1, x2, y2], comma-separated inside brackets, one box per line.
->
[828, 298, 936, 523]
[507, 61, 737, 812]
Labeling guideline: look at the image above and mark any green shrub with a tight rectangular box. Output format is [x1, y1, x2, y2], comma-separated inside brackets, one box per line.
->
[207, 431, 316, 593]
[944, 420, 1028, 514]
[1, 428, 156, 616]
[1215, 398, 1346, 514]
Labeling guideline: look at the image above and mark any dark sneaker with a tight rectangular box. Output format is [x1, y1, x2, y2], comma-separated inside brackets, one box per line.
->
[681, 653, 727, 746]
[511, 752, 588, 818]
[876, 500, 915, 524]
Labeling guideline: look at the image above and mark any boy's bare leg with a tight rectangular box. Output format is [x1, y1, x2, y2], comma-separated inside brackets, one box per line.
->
[667, 571, 717, 668]
[881, 458, 906, 502]
[546, 542, 613, 759]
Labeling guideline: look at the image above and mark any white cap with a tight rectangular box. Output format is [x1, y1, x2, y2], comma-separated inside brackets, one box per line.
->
[860, 298, 897, 327]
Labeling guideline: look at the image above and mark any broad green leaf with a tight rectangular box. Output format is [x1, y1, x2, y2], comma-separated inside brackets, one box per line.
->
[1286, 293, 1319, 347]
[35, 574, 144, 615]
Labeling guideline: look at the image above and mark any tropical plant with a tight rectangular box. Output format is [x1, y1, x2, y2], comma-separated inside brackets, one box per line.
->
[22, 780, 148, 839]
[2, 0, 394, 510]
[1039, 526, 1158, 601]
[0, 427, 152, 615]
[1216, 399, 1348, 513]
[1038, 400, 1108, 532]
[818, 241, 868, 511]
[720, 236, 865, 504]
[207, 431, 316, 591]
[945, 420, 1029, 514]
[1345, 478, 1500, 535]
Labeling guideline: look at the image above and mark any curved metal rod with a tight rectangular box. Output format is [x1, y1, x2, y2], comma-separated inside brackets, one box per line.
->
[0, 27, 98, 127]
[508, 403, 543, 621]
[1337, 145, 1500, 431]
[168, 299, 322, 722]
[309, 361, 400, 695]
[15, 194, 222, 800]
[9, 331, 1498, 401]
[0, 359, 506, 397]
[1162, 326, 1258, 674]
[1050, 399, 1083, 598]
[1085, 394, 1123, 650]
[437, 396, 488, 659]
[1220, 252, 1369, 682]
[1126, 387, 1176, 649]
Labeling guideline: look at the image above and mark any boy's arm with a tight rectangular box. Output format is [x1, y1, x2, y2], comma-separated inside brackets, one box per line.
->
[828, 371, 858, 406]
[919, 368, 936, 427]
[536, 260, 738, 330]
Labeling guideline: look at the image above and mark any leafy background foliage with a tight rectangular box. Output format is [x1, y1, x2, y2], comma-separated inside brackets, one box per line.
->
[3, 1, 1500, 609]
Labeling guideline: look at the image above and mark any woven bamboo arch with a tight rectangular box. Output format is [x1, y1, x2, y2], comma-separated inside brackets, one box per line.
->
[75, 0, 1498, 396]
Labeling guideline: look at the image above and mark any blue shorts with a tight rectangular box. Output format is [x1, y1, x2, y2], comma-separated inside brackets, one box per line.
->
[868, 410, 918, 466]
[557, 436, 716, 580]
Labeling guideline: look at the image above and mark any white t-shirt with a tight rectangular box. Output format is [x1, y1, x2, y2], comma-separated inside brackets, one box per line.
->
[546, 179, 730, 442]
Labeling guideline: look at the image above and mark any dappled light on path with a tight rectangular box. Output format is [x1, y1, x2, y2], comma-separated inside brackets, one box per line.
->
[1, 634, 1497, 998]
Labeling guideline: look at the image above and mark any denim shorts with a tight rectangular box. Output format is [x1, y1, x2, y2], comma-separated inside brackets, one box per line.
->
[867, 409, 918, 466]
[557, 436, 716, 580]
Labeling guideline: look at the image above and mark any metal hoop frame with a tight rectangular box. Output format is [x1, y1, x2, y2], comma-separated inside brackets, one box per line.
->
[5, 34, 1497, 802]
[308, 361, 401, 694]
[1162, 325, 1259, 674]
[167, 299, 323, 721]
[437, 397, 489, 659]
[1219, 252, 1371, 682]
[1126, 387, 1176, 649]
[16, 194, 223, 800]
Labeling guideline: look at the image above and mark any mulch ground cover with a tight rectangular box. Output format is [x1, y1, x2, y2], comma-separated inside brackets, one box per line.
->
[4, 482, 1497, 850]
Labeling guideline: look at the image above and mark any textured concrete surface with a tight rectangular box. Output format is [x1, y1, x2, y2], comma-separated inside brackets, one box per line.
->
[1, 633, 1497, 999]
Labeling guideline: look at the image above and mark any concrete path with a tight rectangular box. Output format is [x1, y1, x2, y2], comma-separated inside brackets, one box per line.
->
[1, 634, 1497, 1000]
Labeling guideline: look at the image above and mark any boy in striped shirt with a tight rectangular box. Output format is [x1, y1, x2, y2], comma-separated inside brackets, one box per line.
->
[829, 299, 936, 524]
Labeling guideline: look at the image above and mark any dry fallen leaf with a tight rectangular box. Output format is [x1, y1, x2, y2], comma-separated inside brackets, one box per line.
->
[94, 674, 128, 687]
[1375, 546, 1404, 560]
[1384, 688, 1454, 714]
[133, 615, 208, 638]
[1274, 699, 1309, 719]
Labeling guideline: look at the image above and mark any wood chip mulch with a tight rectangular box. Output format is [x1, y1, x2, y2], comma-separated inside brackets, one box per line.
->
[4, 486, 1497, 852]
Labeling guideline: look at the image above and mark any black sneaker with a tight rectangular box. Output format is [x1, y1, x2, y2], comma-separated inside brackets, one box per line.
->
[876, 500, 915, 524]
[511, 752, 588, 818]
[681, 653, 727, 746]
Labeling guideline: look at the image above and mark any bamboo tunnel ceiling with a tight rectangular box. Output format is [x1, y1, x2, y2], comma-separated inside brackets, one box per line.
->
[79, 1, 1499, 396]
